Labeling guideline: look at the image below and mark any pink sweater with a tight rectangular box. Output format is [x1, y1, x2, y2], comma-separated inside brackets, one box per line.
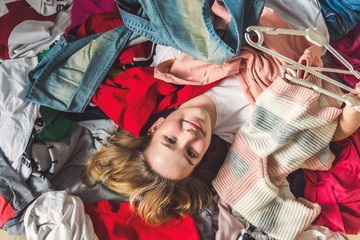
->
[212, 75, 342, 240]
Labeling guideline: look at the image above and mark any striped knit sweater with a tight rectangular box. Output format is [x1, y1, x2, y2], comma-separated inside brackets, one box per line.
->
[213, 75, 343, 240]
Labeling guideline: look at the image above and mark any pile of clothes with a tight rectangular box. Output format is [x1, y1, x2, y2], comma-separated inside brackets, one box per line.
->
[1, 0, 360, 239]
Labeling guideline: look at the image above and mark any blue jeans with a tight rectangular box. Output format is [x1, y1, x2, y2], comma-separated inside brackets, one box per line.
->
[319, 0, 360, 41]
[117, 0, 264, 65]
[26, 0, 264, 112]
[26, 26, 139, 112]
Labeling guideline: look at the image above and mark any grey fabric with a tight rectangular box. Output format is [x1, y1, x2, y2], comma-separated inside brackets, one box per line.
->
[29, 122, 127, 203]
[0, 150, 36, 230]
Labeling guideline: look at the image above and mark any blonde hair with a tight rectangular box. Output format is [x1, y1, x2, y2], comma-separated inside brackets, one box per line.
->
[82, 129, 228, 225]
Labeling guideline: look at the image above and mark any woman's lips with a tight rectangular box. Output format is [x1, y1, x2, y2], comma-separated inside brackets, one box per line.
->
[185, 120, 204, 134]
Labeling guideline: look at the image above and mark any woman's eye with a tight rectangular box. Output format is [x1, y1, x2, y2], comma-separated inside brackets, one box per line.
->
[187, 149, 197, 158]
[165, 136, 176, 144]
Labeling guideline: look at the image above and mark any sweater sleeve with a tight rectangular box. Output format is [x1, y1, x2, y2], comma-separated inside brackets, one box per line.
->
[213, 76, 342, 240]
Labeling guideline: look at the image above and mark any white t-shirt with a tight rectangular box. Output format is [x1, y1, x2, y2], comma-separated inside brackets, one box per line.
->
[205, 75, 253, 143]
[151, 45, 253, 143]
[150, 44, 182, 66]
[0, 57, 40, 178]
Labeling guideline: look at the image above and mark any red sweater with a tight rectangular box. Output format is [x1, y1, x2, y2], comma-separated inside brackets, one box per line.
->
[74, 12, 220, 136]
[84, 200, 200, 240]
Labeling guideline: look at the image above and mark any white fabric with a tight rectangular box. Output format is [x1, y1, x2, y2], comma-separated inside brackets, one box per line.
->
[205, 75, 253, 143]
[150, 44, 182, 66]
[77, 119, 119, 150]
[7, 3, 72, 59]
[24, 191, 99, 240]
[151, 45, 253, 143]
[26, 0, 73, 16]
[300, 226, 345, 240]
[0, 0, 17, 17]
[265, 0, 330, 55]
[0, 57, 40, 177]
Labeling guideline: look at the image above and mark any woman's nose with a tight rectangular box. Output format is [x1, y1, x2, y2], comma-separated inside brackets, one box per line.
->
[180, 129, 196, 144]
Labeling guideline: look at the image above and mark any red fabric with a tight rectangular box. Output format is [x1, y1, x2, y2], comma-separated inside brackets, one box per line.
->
[73, 12, 155, 67]
[115, 40, 154, 66]
[92, 67, 220, 136]
[330, 22, 360, 88]
[303, 128, 360, 234]
[75, 12, 220, 136]
[0, 194, 16, 228]
[75, 12, 123, 39]
[65, 0, 118, 33]
[84, 201, 200, 240]
[0, 0, 57, 59]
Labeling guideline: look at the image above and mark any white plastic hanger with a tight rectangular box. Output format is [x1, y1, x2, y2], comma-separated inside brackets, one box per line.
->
[244, 25, 360, 111]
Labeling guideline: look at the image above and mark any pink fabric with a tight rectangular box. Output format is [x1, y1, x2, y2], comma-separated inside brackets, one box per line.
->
[154, 7, 323, 105]
[214, 195, 244, 240]
[65, 0, 118, 33]
[155, 54, 241, 85]
[330, 22, 360, 88]
[212, 75, 341, 239]
[212, 0, 231, 31]
[303, 128, 360, 234]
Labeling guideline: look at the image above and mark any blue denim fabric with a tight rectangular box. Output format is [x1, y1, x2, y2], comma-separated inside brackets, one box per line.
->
[319, 0, 360, 41]
[26, 1, 264, 112]
[117, 0, 265, 65]
[26, 26, 138, 112]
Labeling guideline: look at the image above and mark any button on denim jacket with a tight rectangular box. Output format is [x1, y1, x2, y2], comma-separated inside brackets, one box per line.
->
[26, 0, 265, 112]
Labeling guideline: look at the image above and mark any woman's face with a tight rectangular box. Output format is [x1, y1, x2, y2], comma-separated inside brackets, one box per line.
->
[145, 106, 212, 180]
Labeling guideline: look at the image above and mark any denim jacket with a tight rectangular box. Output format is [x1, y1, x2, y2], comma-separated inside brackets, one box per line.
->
[319, 0, 360, 42]
[26, 26, 139, 112]
[117, 0, 264, 65]
[26, 0, 264, 112]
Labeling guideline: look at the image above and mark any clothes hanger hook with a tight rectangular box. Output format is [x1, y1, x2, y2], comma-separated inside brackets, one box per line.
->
[304, 28, 327, 46]
[245, 27, 265, 47]
[286, 67, 298, 78]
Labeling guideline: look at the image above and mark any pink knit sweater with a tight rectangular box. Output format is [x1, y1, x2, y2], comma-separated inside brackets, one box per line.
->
[213, 75, 343, 240]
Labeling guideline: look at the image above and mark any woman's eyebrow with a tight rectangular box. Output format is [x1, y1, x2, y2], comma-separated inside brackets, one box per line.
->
[161, 142, 194, 166]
